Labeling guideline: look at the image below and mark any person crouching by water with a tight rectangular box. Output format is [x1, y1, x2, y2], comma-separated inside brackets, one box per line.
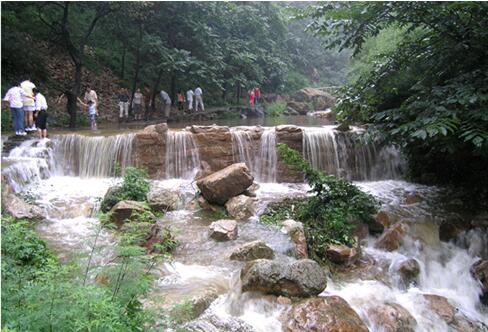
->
[33, 88, 48, 139]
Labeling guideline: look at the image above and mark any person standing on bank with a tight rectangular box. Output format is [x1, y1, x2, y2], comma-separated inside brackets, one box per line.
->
[118, 87, 129, 121]
[77, 85, 99, 130]
[133, 88, 143, 121]
[33, 88, 48, 139]
[3, 81, 28, 136]
[160, 90, 171, 119]
[21, 78, 36, 131]
[254, 86, 261, 105]
[186, 88, 194, 112]
[177, 89, 185, 111]
[194, 86, 204, 112]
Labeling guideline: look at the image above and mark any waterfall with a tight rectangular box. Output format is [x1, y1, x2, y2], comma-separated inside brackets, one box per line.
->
[165, 130, 200, 179]
[254, 129, 277, 183]
[53, 134, 135, 178]
[303, 127, 405, 180]
[231, 128, 254, 172]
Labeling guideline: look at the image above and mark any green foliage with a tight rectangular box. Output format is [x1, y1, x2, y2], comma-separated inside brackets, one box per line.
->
[168, 299, 196, 325]
[264, 101, 286, 117]
[260, 198, 307, 225]
[303, 2, 488, 189]
[101, 167, 149, 212]
[1, 108, 12, 132]
[276, 144, 378, 263]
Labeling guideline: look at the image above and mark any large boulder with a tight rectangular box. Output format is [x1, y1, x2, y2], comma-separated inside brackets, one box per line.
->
[397, 258, 420, 286]
[281, 220, 308, 259]
[197, 163, 253, 205]
[230, 241, 275, 261]
[370, 210, 390, 233]
[325, 244, 359, 265]
[133, 123, 167, 178]
[470, 259, 488, 305]
[282, 296, 368, 332]
[108, 200, 152, 228]
[292, 87, 336, 110]
[241, 258, 327, 297]
[225, 195, 256, 220]
[209, 219, 238, 241]
[4, 194, 44, 220]
[146, 186, 179, 212]
[285, 101, 309, 115]
[367, 303, 417, 332]
[375, 223, 406, 251]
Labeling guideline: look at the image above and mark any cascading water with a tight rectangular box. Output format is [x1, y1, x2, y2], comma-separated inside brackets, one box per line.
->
[231, 128, 254, 171]
[165, 130, 200, 179]
[254, 128, 277, 183]
[303, 126, 405, 180]
[53, 133, 135, 177]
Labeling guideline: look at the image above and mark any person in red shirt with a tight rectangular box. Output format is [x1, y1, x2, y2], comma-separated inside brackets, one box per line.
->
[254, 86, 261, 105]
[248, 89, 255, 108]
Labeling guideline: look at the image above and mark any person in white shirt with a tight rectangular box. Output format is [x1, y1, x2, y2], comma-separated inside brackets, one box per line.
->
[3, 81, 28, 135]
[194, 86, 204, 111]
[160, 90, 171, 119]
[21, 79, 36, 131]
[33, 88, 48, 139]
[186, 89, 194, 111]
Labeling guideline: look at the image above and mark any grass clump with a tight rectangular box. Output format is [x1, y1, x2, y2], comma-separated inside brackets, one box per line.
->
[264, 101, 286, 117]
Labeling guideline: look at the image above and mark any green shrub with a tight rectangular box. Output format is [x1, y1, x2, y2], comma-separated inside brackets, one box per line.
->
[260, 198, 307, 225]
[276, 144, 379, 263]
[264, 101, 286, 117]
[1, 108, 12, 132]
[101, 167, 149, 212]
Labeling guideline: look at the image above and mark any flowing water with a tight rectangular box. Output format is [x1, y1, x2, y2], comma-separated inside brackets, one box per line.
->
[3, 129, 487, 332]
[165, 130, 200, 179]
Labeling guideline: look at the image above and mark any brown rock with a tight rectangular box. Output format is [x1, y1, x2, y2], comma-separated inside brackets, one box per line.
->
[230, 241, 275, 261]
[397, 258, 420, 286]
[146, 186, 179, 212]
[225, 195, 256, 220]
[371, 210, 390, 232]
[292, 87, 336, 110]
[134, 125, 166, 178]
[197, 195, 224, 212]
[367, 303, 417, 332]
[192, 125, 234, 173]
[470, 260, 488, 305]
[325, 244, 359, 265]
[285, 101, 309, 115]
[196, 163, 253, 205]
[310, 110, 336, 120]
[375, 223, 405, 251]
[277, 296, 292, 305]
[283, 296, 368, 332]
[108, 200, 151, 228]
[423, 294, 455, 323]
[209, 219, 238, 241]
[404, 194, 422, 205]
[281, 220, 308, 259]
[4, 194, 44, 220]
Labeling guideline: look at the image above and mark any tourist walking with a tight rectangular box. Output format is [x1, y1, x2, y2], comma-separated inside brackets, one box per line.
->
[118, 88, 129, 121]
[176, 89, 185, 111]
[21, 78, 36, 131]
[248, 89, 255, 108]
[3, 81, 28, 136]
[133, 88, 143, 120]
[254, 86, 261, 105]
[186, 88, 194, 112]
[33, 88, 48, 139]
[160, 90, 172, 118]
[194, 86, 204, 112]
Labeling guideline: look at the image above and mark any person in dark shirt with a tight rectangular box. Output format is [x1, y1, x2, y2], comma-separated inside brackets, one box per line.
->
[118, 88, 129, 121]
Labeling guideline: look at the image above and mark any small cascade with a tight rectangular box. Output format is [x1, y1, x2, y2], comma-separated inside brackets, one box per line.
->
[53, 134, 135, 177]
[230, 128, 254, 171]
[303, 127, 405, 180]
[165, 130, 200, 179]
[3, 139, 55, 192]
[254, 129, 277, 183]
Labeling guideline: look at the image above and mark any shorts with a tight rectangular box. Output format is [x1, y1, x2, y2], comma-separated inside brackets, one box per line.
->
[88, 113, 96, 122]
[23, 105, 35, 112]
[35, 110, 48, 130]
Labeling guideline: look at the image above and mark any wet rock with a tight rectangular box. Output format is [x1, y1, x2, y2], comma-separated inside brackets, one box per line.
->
[143, 123, 168, 135]
[375, 223, 405, 251]
[196, 163, 253, 205]
[470, 260, 488, 305]
[310, 110, 336, 120]
[397, 258, 420, 286]
[285, 101, 309, 115]
[185, 312, 255, 332]
[471, 212, 488, 228]
[325, 244, 359, 265]
[371, 210, 390, 233]
[191, 125, 234, 174]
[275, 126, 304, 183]
[120, 222, 170, 253]
[146, 186, 179, 212]
[241, 258, 327, 297]
[281, 220, 308, 259]
[439, 214, 467, 242]
[404, 194, 422, 205]
[195, 160, 213, 181]
[282, 296, 368, 332]
[134, 124, 167, 178]
[336, 122, 351, 132]
[277, 296, 292, 305]
[190, 288, 220, 318]
[49, 200, 93, 219]
[242, 182, 260, 198]
[197, 195, 224, 212]
[209, 219, 238, 241]
[225, 195, 256, 220]
[230, 240, 275, 261]
[367, 303, 417, 332]
[108, 200, 151, 228]
[4, 194, 44, 220]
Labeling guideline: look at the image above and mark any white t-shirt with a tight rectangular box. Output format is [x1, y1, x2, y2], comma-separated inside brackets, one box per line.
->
[195, 87, 202, 96]
[186, 90, 194, 101]
[3, 86, 26, 108]
[160, 91, 171, 104]
[21, 80, 36, 106]
[35, 93, 48, 110]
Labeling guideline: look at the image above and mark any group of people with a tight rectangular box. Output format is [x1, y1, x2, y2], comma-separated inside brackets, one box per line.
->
[3, 79, 48, 138]
[117, 87, 147, 122]
[248, 86, 261, 107]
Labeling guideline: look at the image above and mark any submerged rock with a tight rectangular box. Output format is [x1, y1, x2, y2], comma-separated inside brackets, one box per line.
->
[225, 195, 256, 220]
[470, 260, 488, 305]
[375, 223, 406, 251]
[209, 219, 238, 241]
[371, 210, 390, 233]
[108, 200, 152, 228]
[197, 163, 253, 205]
[120, 222, 170, 253]
[146, 186, 179, 212]
[325, 244, 359, 265]
[367, 303, 417, 332]
[281, 219, 308, 259]
[230, 241, 274, 261]
[397, 258, 420, 287]
[185, 312, 255, 332]
[4, 193, 44, 220]
[404, 193, 422, 205]
[241, 258, 327, 297]
[282, 296, 368, 332]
